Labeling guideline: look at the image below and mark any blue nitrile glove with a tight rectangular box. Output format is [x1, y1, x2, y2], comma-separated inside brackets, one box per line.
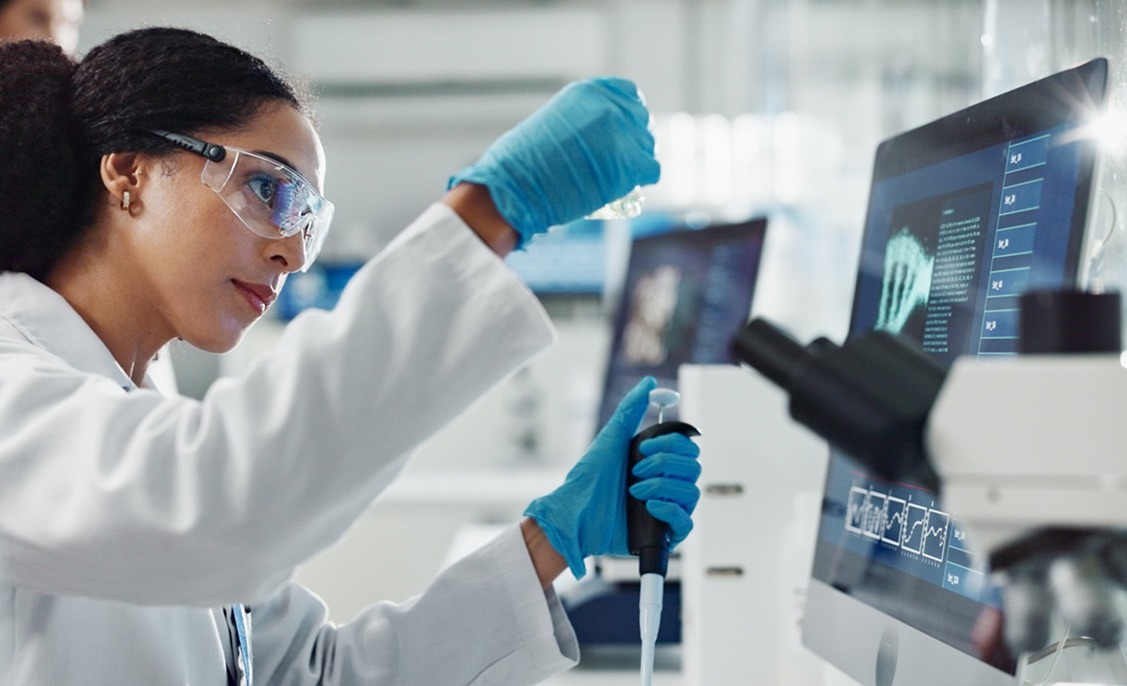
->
[447, 77, 661, 248]
[524, 377, 702, 579]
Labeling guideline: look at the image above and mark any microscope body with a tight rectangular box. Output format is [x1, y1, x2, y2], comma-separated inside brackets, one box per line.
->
[928, 353, 1127, 563]
[731, 293, 1127, 654]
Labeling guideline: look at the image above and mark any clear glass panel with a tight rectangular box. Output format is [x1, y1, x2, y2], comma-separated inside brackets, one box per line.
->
[984, 0, 1127, 301]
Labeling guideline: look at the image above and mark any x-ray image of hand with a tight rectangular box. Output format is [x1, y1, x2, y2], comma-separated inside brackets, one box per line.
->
[876, 228, 934, 334]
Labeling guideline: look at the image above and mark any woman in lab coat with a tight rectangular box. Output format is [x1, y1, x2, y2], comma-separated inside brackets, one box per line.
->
[0, 27, 701, 686]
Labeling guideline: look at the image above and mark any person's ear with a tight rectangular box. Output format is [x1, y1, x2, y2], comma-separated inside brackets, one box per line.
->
[100, 152, 144, 213]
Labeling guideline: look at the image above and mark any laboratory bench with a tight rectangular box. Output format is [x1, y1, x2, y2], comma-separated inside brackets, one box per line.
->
[541, 646, 682, 685]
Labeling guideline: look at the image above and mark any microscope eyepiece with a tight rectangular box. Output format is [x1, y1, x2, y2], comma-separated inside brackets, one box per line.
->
[731, 318, 945, 491]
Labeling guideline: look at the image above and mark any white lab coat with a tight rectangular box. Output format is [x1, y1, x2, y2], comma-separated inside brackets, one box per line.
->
[0, 204, 579, 684]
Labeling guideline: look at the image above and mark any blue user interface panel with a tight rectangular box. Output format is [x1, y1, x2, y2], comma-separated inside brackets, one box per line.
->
[851, 129, 1085, 365]
[813, 58, 1107, 672]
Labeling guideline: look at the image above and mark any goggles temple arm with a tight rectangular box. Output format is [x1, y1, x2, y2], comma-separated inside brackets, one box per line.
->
[147, 129, 227, 163]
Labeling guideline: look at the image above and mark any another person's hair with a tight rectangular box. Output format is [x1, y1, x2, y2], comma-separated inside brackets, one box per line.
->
[0, 27, 310, 280]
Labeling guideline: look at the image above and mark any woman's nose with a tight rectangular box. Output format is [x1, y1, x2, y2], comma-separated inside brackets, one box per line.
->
[268, 232, 309, 273]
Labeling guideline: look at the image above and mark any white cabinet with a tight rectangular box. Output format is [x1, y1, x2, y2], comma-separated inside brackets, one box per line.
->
[678, 364, 829, 685]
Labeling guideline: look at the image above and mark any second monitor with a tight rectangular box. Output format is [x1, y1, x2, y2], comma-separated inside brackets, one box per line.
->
[596, 219, 769, 430]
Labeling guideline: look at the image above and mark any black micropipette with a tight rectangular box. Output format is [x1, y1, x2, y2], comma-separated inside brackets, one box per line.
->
[627, 388, 700, 685]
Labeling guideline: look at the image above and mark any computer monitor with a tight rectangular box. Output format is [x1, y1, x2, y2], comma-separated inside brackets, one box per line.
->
[804, 58, 1108, 686]
[596, 219, 768, 430]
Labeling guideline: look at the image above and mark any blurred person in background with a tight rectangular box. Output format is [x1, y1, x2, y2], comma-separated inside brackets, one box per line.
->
[0, 0, 83, 52]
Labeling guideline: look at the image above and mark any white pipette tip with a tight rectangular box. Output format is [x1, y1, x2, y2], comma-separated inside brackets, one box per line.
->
[640, 387, 676, 683]
[639, 572, 663, 686]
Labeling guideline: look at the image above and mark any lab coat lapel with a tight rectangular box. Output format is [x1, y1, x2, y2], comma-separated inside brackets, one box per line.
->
[0, 271, 136, 389]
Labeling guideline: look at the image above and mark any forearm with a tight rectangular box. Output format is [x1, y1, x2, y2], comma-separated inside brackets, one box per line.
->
[442, 182, 519, 257]
[521, 517, 569, 589]
[253, 526, 578, 684]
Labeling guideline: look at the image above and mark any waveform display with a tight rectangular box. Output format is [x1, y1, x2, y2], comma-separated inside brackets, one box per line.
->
[882, 497, 907, 546]
[845, 485, 949, 563]
[923, 511, 950, 561]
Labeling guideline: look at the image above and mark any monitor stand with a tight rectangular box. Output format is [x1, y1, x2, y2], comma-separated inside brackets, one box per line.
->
[876, 624, 899, 686]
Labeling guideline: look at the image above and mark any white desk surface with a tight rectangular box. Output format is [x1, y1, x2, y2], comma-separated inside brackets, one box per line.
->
[541, 646, 682, 685]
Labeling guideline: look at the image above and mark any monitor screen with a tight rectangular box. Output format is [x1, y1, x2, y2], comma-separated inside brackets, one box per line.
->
[805, 58, 1108, 686]
[596, 219, 768, 430]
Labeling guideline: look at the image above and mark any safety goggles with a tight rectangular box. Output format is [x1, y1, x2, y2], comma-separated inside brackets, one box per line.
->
[146, 129, 334, 271]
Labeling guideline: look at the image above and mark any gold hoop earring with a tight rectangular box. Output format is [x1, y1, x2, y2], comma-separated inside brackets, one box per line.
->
[121, 191, 131, 211]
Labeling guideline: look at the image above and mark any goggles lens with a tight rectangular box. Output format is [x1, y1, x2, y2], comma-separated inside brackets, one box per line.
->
[200, 148, 334, 271]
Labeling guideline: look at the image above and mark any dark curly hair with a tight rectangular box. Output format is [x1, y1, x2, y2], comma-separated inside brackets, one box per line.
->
[0, 27, 310, 280]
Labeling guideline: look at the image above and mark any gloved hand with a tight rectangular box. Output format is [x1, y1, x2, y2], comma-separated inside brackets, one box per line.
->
[448, 77, 661, 248]
[524, 377, 702, 578]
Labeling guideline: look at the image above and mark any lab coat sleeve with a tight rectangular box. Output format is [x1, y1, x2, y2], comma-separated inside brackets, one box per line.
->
[0, 203, 557, 607]
[251, 525, 579, 685]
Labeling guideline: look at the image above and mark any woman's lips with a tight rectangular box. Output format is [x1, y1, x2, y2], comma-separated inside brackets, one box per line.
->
[232, 279, 276, 315]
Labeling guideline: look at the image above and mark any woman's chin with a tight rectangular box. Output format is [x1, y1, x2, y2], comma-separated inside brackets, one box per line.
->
[185, 325, 250, 355]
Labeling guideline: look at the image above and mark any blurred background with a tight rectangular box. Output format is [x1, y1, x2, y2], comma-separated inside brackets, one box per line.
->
[80, 0, 1127, 641]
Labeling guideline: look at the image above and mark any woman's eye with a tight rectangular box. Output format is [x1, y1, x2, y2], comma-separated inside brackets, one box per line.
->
[246, 174, 279, 205]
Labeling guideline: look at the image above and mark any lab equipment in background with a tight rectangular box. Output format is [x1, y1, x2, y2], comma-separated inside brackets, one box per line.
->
[504, 220, 607, 296]
[626, 388, 699, 686]
[732, 57, 1108, 686]
[561, 218, 767, 648]
[676, 365, 829, 685]
[731, 288, 1127, 684]
[274, 260, 365, 321]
